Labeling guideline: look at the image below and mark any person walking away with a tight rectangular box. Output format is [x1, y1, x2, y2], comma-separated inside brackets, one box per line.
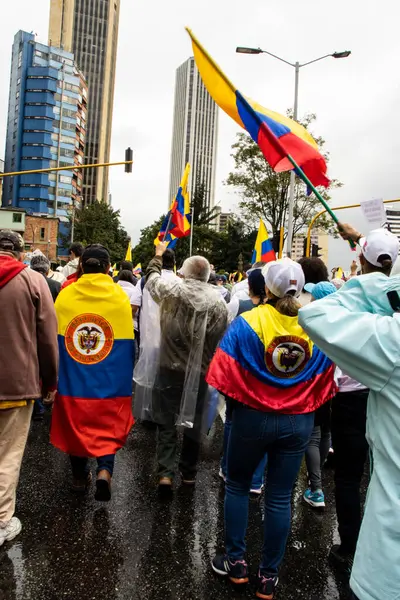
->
[48, 265, 66, 284]
[216, 275, 231, 303]
[51, 244, 135, 502]
[300, 281, 337, 509]
[134, 243, 229, 488]
[207, 259, 336, 599]
[220, 269, 268, 495]
[62, 242, 83, 279]
[30, 254, 61, 302]
[299, 261, 400, 600]
[117, 269, 139, 331]
[0, 230, 58, 546]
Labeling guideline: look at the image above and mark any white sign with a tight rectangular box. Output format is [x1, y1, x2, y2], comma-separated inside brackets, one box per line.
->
[360, 198, 386, 224]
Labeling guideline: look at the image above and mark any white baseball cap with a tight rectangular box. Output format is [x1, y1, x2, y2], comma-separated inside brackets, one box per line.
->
[263, 258, 305, 299]
[359, 228, 399, 268]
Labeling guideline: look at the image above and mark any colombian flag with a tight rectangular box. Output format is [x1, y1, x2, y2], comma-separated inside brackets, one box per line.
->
[157, 163, 191, 247]
[186, 29, 329, 189]
[206, 304, 336, 414]
[51, 274, 135, 457]
[252, 219, 276, 264]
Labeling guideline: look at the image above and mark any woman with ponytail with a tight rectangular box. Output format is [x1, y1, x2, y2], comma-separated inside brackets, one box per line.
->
[207, 259, 336, 599]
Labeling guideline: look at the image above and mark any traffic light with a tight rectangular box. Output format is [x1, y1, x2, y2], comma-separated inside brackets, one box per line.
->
[125, 147, 133, 173]
[311, 243, 323, 257]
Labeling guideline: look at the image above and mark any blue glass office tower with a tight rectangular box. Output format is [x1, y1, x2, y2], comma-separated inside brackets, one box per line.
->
[2, 31, 86, 232]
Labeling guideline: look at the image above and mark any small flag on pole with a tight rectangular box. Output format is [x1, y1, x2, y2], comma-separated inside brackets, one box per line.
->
[156, 163, 191, 248]
[252, 219, 276, 264]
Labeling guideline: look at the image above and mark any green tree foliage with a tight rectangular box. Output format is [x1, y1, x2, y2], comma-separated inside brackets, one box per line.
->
[71, 202, 131, 264]
[132, 183, 257, 271]
[226, 113, 342, 240]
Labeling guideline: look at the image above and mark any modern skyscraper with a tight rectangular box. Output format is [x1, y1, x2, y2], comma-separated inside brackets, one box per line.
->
[2, 31, 86, 231]
[48, 0, 121, 206]
[169, 57, 218, 209]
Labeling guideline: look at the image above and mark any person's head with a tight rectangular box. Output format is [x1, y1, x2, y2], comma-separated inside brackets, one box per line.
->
[181, 255, 211, 282]
[69, 242, 84, 261]
[298, 257, 329, 285]
[162, 248, 175, 271]
[216, 275, 226, 286]
[248, 268, 266, 303]
[358, 229, 399, 276]
[119, 260, 133, 272]
[117, 269, 136, 285]
[81, 244, 110, 275]
[263, 258, 305, 317]
[304, 281, 337, 302]
[30, 254, 50, 276]
[208, 273, 217, 286]
[0, 230, 24, 261]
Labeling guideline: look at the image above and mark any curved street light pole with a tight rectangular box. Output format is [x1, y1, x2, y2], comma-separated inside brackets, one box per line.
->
[236, 46, 351, 256]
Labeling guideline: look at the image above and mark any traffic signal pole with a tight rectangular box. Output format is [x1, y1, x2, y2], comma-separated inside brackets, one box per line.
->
[0, 159, 133, 180]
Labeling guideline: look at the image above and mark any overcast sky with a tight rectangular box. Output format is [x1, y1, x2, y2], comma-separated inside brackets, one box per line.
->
[1, 0, 400, 268]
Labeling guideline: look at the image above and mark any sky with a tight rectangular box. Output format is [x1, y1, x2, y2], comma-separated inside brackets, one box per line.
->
[1, 0, 400, 269]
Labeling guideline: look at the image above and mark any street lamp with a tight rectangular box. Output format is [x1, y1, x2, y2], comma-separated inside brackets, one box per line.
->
[236, 45, 351, 257]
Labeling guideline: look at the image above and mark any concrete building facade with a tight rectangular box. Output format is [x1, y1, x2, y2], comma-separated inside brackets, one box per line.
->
[169, 57, 218, 210]
[49, 0, 121, 205]
[1, 30, 86, 240]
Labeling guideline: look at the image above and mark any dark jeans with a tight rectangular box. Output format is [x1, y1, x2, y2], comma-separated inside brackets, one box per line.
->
[225, 403, 314, 575]
[156, 369, 207, 479]
[70, 454, 115, 478]
[331, 389, 369, 554]
[305, 423, 331, 491]
[221, 398, 267, 491]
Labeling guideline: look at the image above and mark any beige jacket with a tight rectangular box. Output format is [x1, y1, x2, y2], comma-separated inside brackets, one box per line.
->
[0, 252, 59, 402]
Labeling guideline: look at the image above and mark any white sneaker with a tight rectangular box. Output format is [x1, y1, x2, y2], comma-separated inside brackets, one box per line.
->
[0, 517, 22, 547]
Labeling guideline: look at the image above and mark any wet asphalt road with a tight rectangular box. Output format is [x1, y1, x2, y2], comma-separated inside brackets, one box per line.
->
[0, 413, 364, 600]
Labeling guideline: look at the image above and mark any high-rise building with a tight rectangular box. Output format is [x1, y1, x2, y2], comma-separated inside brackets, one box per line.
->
[169, 57, 218, 210]
[49, 0, 121, 206]
[385, 208, 400, 245]
[2, 31, 86, 233]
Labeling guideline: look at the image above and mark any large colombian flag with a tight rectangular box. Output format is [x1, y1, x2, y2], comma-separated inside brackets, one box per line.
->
[252, 219, 276, 264]
[186, 29, 329, 189]
[51, 274, 135, 457]
[156, 163, 191, 248]
[206, 304, 336, 414]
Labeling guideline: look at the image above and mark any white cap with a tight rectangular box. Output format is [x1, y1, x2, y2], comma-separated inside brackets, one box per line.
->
[359, 228, 399, 268]
[262, 258, 305, 299]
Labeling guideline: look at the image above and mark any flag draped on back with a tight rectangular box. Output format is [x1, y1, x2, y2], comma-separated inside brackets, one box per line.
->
[156, 163, 191, 248]
[186, 29, 329, 189]
[206, 304, 336, 414]
[51, 274, 135, 456]
[252, 219, 276, 264]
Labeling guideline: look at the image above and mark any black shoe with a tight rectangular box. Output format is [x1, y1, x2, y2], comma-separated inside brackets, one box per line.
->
[256, 573, 278, 599]
[329, 544, 354, 575]
[211, 554, 249, 584]
[95, 470, 112, 502]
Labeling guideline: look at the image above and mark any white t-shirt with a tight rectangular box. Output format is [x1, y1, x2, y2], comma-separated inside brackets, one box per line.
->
[118, 280, 139, 330]
[231, 279, 249, 301]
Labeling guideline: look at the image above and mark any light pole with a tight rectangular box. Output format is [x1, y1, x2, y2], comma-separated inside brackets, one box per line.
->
[236, 46, 351, 257]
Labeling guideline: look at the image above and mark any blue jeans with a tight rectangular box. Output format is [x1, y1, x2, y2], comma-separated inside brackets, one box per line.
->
[69, 454, 115, 478]
[225, 403, 314, 576]
[221, 398, 267, 490]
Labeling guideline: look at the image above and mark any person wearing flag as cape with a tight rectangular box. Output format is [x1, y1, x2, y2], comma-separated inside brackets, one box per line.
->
[206, 258, 336, 599]
[51, 244, 135, 502]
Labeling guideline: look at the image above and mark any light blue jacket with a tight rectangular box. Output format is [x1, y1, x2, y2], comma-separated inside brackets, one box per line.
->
[299, 273, 400, 600]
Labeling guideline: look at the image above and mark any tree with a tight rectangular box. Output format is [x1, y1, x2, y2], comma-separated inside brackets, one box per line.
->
[71, 202, 131, 264]
[225, 113, 342, 241]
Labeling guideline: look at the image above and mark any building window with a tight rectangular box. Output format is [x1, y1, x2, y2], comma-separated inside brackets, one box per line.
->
[17, 77, 21, 86]
[13, 131, 16, 139]
[16, 91, 19, 100]
[12, 145, 15, 152]
[40, 227, 45, 240]
[12, 213, 22, 223]
[14, 118, 18, 126]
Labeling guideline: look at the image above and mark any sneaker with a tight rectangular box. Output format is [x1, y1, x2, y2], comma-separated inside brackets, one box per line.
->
[71, 471, 92, 494]
[303, 488, 325, 508]
[95, 470, 112, 502]
[218, 468, 226, 483]
[158, 476, 173, 487]
[211, 554, 249, 584]
[0, 517, 22, 547]
[329, 544, 354, 576]
[256, 573, 279, 599]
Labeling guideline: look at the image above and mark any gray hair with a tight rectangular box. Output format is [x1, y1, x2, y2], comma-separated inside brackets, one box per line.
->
[181, 255, 211, 283]
[30, 254, 50, 275]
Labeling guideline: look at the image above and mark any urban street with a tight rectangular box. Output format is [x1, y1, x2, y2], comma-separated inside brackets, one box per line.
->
[0, 412, 365, 600]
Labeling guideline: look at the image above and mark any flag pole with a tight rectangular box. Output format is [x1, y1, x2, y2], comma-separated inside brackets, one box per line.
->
[189, 204, 194, 257]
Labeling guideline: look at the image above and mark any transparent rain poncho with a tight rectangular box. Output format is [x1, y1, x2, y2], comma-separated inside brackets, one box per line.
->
[133, 258, 229, 430]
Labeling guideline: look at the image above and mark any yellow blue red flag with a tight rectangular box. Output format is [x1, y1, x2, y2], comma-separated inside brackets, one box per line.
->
[51, 273, 135, 457]
[156, 163, 191, 248]
[207, 304, 336, 414]
[252, 219, 276, 264]
[186, 29, 329, 188]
